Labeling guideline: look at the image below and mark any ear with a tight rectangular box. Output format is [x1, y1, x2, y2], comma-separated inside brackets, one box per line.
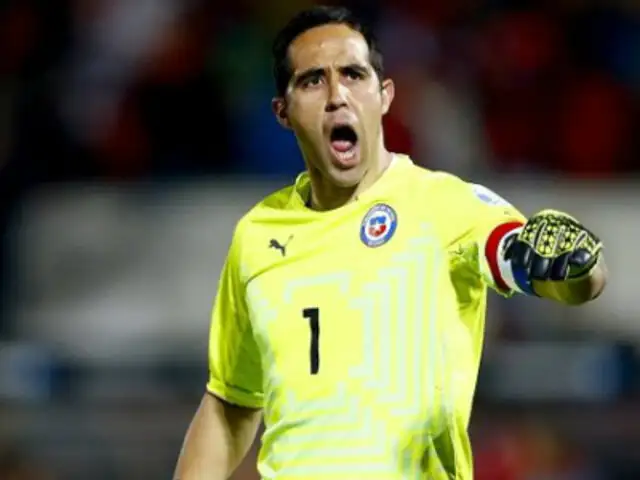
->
[272, 97, 291, 129]
[380, 78, 395, 116]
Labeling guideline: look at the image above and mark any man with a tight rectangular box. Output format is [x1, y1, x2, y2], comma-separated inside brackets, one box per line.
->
[174, 6, 607, 480]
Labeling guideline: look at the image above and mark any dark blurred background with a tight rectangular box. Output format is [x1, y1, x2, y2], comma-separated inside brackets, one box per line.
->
[0, 0, 638, 478]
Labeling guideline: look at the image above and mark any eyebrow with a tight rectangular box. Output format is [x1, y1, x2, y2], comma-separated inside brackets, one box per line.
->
[293, 63, 370, 86]
[340, 63, 369, 75]
[293, 67, 325, 86]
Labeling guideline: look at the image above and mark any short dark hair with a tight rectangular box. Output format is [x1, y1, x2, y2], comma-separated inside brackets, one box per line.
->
[271, 5, 384, 97]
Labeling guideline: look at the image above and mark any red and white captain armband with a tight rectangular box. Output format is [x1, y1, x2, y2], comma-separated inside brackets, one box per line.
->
[483, 222, 525, 294]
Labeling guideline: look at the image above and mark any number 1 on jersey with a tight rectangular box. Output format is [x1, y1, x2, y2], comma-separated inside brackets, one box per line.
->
[302, 307, 320, 374]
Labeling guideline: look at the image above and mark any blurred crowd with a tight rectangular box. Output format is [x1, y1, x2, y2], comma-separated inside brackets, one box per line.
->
[0, 0, 638, 183]
[0, 0, 639, 478]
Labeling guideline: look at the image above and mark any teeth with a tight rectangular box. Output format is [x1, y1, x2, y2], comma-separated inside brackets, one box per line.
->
[335, 149, 356, 161]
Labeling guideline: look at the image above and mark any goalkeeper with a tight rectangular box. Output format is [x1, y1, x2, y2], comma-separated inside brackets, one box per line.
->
[174, 5, 607, 480]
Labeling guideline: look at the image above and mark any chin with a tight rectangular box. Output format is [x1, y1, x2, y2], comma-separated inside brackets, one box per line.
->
[326, 164, 366, 188]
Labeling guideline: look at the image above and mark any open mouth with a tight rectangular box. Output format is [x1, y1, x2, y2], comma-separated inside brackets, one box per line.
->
[329, 125, 359, 164]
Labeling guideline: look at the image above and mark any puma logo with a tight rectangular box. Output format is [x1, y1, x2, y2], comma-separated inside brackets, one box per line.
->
[269, 235, 293, 257]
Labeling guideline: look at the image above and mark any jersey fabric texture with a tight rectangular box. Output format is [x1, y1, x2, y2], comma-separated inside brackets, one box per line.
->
[207, 154, 526, 479]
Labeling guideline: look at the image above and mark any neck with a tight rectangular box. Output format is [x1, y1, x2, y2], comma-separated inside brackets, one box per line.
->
[308, 146, 393, 211]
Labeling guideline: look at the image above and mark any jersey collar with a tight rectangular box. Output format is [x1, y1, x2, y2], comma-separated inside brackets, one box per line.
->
[287, 153, 408, 212]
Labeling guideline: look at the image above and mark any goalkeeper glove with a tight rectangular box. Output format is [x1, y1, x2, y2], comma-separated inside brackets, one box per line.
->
[504, 209, 602, 296]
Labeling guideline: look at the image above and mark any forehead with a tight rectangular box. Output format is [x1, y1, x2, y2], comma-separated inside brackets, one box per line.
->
[288, 23, 371, 72]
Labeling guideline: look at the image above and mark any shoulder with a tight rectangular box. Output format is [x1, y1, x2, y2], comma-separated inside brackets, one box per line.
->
[402, 160, 511, 208]
[239, 182, 296, 229]
[226, 182, 296, 265]
[398, 160, 524, 240]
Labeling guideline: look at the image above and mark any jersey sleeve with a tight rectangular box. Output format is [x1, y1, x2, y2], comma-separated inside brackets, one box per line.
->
[206, 223, 264, 408]
[457, 183, 527, 296]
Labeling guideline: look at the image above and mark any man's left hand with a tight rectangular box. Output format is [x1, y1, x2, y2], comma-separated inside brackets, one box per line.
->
[504, 209, 604, 304]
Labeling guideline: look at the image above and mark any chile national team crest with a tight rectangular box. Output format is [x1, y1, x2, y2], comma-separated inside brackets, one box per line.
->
[360, 204, 398, 247]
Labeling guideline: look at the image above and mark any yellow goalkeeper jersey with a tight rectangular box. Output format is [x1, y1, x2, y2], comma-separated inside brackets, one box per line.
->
[207, 154, 526, 479]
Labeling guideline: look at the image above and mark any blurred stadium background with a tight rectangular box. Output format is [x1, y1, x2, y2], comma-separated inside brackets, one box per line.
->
[0, 0, 638, 478]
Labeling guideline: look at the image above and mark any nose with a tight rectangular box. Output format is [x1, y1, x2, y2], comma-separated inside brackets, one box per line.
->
[325, 77, 348, 112]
